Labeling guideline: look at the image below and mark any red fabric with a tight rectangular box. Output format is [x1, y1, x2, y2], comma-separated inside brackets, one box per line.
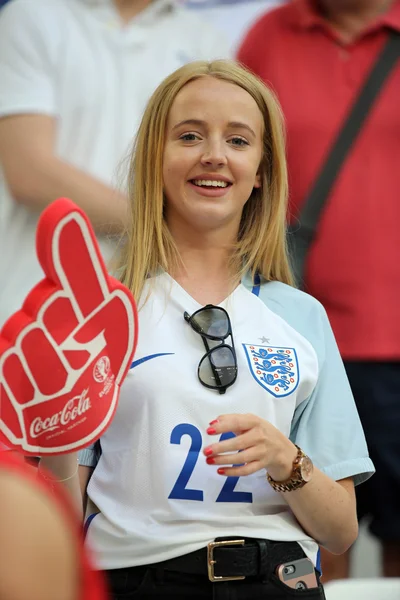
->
[0, 451, 108, 600]
[0, 198, 138, 454]
[238, 0, 400, 360]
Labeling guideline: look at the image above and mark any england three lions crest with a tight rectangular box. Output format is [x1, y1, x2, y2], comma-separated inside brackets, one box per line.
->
[243, 344, 299, 398]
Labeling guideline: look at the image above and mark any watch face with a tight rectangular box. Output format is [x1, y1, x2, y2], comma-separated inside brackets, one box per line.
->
[300, 456, 314, 482]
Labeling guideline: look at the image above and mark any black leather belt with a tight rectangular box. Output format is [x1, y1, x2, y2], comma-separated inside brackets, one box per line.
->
[149, 537, 306, 582]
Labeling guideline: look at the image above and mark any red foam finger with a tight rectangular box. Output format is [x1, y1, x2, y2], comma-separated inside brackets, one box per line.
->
[57, 218, 108, 317]
[42, 296, 80, 345]
[18, 281, 81, 347]
[0, 308, 33, 347]
[20, 327, 68, 396]
[75, 292, 138, 385]
[0, 382, 23, 445]
[0, 435, 11, 450]
[36, 199, 110, 320]
[0, 198, 138, 453]
[63, 350, 91, 370]
[22, 279, 55, 321]
[2, 353, 35, 406]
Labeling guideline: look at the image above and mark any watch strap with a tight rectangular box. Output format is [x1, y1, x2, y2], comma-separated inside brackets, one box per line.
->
[267, 445, 308, 493]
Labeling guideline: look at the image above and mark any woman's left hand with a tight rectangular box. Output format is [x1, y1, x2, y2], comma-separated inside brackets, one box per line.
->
[203, 413, 298, 481]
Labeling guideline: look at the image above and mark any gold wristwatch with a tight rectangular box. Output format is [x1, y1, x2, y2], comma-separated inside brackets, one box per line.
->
[267, 445, 313, 492]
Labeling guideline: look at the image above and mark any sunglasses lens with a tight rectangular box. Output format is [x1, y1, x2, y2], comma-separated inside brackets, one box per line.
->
[191, 308, 229, 339]
[199, 346, 237, 389]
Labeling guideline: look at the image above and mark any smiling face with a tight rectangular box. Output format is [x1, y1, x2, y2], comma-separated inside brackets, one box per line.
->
[163, 76, 264, 239]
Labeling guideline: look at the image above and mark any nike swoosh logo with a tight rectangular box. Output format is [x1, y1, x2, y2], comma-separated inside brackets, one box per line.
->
[130, 353, 174, 370]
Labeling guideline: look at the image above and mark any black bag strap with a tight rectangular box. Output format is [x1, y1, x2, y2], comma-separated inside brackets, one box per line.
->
[289, 30, 400, 286]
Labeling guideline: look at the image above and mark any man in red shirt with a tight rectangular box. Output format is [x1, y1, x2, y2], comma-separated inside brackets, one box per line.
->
[238, 0, 400, 581]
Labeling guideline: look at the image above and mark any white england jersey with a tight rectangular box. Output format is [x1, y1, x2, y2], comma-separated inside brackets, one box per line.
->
[83, 273, 374, 569]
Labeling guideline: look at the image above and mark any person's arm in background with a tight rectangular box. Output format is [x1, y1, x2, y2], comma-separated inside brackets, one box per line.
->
[0, 3, 127, 235]
[0, 115, 127, 234]
[78, 444, 100, 519]
[79, 466, 95, 518]
[40, 444, 99, 520]
[39, 453, 84, 517]
[0, 469, 79, 600]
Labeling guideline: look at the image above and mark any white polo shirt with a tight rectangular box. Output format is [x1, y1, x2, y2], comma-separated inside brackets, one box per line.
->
[0, 0, 230, 326]
[184, 0, 286, 50]
[82, 273, 374, 570]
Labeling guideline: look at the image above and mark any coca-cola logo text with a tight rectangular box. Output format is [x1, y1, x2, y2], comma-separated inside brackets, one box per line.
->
[30, 389, 91, 439]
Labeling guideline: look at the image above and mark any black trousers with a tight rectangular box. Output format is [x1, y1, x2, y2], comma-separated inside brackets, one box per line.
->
[345, 361, 400, 541]
[104, 539, 325, 600]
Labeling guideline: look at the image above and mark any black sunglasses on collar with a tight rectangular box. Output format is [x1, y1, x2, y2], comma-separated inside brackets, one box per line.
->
[184, 304, 237, 395]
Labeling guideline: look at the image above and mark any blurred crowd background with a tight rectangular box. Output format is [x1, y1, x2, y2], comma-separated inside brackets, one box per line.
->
[0, 0, 399, 593]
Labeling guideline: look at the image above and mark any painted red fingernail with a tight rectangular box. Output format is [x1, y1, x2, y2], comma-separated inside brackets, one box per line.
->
[206, 457, 215, 465]
[209, 419, 219, 425]
[217, 468, 226, 475]
[204, 447, 213, 456]
[206, 427, 217, 435]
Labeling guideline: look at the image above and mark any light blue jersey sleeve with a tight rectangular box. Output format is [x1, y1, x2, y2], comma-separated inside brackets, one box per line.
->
[256, 279, 375, 485]
[79, 441, 101, 468]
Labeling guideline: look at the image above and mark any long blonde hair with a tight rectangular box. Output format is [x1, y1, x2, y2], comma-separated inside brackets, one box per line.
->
[117, 60, 294, 300]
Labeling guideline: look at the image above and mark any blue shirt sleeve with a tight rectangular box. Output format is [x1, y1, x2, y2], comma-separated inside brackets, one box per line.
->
[289, 300, 374, 485]
[79, 441, 101, 468]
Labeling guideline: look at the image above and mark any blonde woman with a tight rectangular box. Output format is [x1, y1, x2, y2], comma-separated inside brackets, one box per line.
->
[54, 60, 373, 599]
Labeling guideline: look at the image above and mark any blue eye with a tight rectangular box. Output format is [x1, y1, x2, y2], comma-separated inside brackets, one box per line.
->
[230, 137, 249, 147]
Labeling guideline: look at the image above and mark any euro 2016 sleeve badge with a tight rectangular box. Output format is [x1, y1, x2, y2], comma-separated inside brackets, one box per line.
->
[243, 345, 299, 397]
[0, 198, 139, 455]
